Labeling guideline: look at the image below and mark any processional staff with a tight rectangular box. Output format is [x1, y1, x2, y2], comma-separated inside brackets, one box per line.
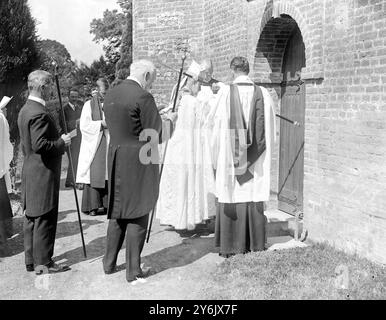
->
[53, 62, 87, 258]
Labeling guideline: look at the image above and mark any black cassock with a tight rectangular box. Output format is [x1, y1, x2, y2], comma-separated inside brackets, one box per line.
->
[59, 102, 82, 186]
[103, 79, 163, 281]
[18, 99, 65, 266]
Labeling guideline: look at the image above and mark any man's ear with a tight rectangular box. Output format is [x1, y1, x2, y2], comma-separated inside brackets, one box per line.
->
[145, 72, 151, 82]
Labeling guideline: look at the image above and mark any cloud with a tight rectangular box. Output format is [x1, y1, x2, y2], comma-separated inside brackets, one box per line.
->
[29, 0, 120, 65]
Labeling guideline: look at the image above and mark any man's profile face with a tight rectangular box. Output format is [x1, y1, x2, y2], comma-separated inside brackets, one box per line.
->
[97, 83, 107, 98]
[69, 91, 79, 104]
[201, 67, 213, 82]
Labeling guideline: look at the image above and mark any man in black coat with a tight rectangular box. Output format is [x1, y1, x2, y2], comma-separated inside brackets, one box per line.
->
[59, 88, 83, 189]
[18, 70, 72, 274]
[103, 59, 177, 283]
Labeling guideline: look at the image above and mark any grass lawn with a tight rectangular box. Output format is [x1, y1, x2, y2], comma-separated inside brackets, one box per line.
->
[203, 242, 386, 300]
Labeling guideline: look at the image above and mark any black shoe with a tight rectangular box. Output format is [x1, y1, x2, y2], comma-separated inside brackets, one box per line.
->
[90, 210, 98, 216]
[96, 207, 107, 215]
[36, 261, 71, 275]
[104, 267, 116, 275]
[26, 264, 34, 272]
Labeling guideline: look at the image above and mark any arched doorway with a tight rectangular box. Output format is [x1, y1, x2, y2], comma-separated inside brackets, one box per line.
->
[253, 14, 306, 215]
[278, 25, 306, 215]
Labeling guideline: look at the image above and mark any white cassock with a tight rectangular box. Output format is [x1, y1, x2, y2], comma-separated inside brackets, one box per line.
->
[208, 75, 277, 203]
[76, 100, 109, 185]
[0, 112, 13, 192]
[156, 93, 216, 230]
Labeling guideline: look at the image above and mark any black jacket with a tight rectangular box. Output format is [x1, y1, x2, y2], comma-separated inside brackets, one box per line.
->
[18, 99, 65, 217]
[104, 80, 163, 219]
[59, 102, 82, 134]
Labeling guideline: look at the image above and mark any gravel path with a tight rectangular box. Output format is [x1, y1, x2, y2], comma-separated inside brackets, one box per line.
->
[0, 181, 224, 300]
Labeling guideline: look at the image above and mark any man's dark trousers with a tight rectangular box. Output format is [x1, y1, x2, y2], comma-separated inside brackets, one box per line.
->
[24, 207, 58, 266]
[103, 214, 149, 281]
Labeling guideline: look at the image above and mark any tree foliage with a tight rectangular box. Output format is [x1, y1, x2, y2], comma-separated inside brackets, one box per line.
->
[37, 39, 76, 98]
[89, 0, 132, 77]
[0, 0, 40, 148]
[0, 0, 39, 83]
[90, 9, 126, 65]
[72, 56, 116, 91]
[115, 0, 132, 81]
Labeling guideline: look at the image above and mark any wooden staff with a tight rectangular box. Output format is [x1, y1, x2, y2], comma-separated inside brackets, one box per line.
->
[54, 63, 87, 258]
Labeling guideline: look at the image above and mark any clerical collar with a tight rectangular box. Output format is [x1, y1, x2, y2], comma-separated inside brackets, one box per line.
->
[233, 75, 253, 84]
[127, 76, 143, 89]
[68, 102, 75, 111]
[28, 95, 46, 107]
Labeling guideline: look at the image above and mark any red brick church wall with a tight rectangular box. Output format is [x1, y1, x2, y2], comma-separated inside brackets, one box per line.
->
[132, 0, 386, 264]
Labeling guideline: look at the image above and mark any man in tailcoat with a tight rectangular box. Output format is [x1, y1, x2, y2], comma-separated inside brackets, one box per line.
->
[18, 70, 71, 274]
[103, 59, 177, 283]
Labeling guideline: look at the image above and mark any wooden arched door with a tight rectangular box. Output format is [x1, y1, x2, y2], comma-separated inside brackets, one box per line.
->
[278, 26, 306, 215]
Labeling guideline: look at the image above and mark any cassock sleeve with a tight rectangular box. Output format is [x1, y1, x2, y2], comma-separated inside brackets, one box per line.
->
[30, 113, 65, 157]
[251, 88, 266, 163]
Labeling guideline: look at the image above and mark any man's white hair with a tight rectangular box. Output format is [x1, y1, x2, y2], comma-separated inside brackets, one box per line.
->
[130, 59, 156, 76]
[28, 70, 52, 92]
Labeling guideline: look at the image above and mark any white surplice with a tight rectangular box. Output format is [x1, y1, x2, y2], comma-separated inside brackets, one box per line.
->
[156, 94, 216, 230]
[76, 100, 109, 185]
[208, 75, 277, 204]
[0, 112, 13, 193]
[195, 86, 217, 222]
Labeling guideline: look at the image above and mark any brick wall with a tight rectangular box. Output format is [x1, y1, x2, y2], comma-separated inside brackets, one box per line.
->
[132, 0, 205, 108]
[132, 0, 386, 264]
[302, 0, 386, 264]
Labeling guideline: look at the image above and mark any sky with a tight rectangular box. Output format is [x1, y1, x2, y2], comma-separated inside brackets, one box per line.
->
[29, 0, 120, 65]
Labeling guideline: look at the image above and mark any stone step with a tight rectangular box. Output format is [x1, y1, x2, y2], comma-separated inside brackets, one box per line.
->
[265, 209, 303, 238]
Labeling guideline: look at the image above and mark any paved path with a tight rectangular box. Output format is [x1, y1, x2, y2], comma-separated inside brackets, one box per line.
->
[0, 183, 224, 300]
